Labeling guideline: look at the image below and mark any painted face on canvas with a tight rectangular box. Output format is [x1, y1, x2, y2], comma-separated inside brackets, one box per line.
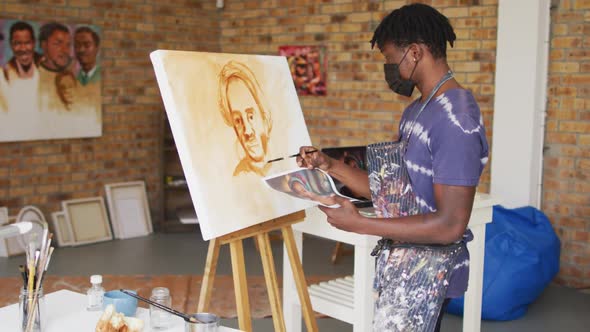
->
[10, 29, 35, 67]
[74, 31, 98, 71]
[227, 78, 268, 162]
[43, 30, 71, 70]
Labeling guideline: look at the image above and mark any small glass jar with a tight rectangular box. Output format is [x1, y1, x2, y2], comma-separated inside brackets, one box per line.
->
[19, 287, 45, 332]
[185, 313, 219, 332]
[86, 275, 105, 311]
[150, 287, 173, 329]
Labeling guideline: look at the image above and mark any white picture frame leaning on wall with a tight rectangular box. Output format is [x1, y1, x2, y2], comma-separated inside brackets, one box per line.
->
[51, 211, 74, 247]
[0, 207, 10, 257]
[62, 197, 113, 246]
[104, 181, 153, 239]
[0, 207, 8, 225]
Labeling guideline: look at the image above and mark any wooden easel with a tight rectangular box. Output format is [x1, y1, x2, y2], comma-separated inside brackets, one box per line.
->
[197, 210, 318, 332]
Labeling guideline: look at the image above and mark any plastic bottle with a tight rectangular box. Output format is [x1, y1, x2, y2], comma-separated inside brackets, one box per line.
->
[86, 275, 105, 311]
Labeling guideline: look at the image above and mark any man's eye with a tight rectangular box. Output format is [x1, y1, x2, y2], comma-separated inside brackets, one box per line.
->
[232, 113, 243, 126]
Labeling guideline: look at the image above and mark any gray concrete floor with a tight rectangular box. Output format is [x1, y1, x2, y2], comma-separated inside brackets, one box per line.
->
[1, 232, 589, 331]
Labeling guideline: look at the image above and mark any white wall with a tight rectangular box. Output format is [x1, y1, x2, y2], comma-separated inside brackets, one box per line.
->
[490, 0, 551, 209]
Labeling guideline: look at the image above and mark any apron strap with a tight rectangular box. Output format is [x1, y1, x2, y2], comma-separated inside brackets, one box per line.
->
[404, 71, 454, 144]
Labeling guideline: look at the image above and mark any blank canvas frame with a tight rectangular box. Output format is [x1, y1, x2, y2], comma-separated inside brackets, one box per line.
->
[51, 211, 74, 247]
[0, 207, 8, 225]
[104, 181, 153, 239]
[0, 207, 9, 257]
[62, 197, 112, 246]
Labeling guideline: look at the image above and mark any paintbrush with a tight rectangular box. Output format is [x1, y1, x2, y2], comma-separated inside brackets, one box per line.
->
[19, 265, 26, 284]
[267, 149, 318, 163]
[119, 290, 203, 323]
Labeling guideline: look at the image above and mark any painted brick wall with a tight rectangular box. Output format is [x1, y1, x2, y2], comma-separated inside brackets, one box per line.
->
[544, 0, 590, 288]
[0, 0, 220, 230]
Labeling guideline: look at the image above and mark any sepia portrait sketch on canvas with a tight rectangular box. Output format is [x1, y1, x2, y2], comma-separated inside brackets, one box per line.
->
[151, 50, 316, 240]
[218, 61, 273, 177]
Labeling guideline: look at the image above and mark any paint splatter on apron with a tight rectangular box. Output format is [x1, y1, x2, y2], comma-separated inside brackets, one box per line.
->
[367, 72, 464, 332]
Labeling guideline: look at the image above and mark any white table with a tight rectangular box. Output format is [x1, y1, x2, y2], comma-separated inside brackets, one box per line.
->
[283, 193, 500, 332]
[0, 289, 241, 332]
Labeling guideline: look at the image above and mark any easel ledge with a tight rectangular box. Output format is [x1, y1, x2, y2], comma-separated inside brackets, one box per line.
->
[197, 210, 318, 332]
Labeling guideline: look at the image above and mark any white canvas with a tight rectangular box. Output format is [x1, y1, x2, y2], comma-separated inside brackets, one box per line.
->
[104, 181, 153, 239]
[0, 207, 8, 225]
[151, 50, 315, 240]
[62, 197, 112, 246]
[51, 211, 74, 246]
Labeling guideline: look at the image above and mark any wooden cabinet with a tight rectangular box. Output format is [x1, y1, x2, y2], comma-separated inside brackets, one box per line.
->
[161, 116, 198, 232]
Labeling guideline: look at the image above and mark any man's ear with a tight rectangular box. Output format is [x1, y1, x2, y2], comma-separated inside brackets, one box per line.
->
[408, 43, 424, 63]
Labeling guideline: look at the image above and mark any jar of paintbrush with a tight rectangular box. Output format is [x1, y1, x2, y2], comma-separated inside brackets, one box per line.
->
[18, 227, 54, 332]
[18, 286, 45, 332]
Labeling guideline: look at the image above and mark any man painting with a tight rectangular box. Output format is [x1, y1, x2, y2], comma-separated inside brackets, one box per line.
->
[218, 61, 273, 177]
[74, 26, 100, 86]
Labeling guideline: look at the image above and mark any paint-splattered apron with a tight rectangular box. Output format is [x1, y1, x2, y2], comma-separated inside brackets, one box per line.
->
[368, 72, 464, 332]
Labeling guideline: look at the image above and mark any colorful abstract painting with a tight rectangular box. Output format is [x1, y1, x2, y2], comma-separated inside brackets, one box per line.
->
[151, 50, 315, 240]
[0, 19, 102, 142]
[279, 45, 327, 96]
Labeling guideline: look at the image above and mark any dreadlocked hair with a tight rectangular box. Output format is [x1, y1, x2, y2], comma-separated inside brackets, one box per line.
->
[370, 3, 456, 59]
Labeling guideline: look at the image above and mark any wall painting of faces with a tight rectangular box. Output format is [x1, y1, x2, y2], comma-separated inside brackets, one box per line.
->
[151, 50, 316, 240]
[279, 45, 327, 96]
[0, 19, 101, 142]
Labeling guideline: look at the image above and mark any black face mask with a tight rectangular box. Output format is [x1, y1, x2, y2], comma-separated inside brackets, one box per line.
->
[384, 49, 418, 97]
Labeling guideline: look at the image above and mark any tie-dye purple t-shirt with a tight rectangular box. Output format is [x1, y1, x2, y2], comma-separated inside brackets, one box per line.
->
[399, 88, 489, 298]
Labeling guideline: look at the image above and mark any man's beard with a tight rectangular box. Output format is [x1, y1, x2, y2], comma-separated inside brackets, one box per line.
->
[15, 51, 34, 72]
[19, 63, 32, 73]
[42, 56, 72, 72]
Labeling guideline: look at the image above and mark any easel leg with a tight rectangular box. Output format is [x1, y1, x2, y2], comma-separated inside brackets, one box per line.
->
[256, 232, 286, 331]
[282, 226, 319, 332]
[229, 239, 252, 332]
[331, 241, 343, 264]
[198, 238, 220, 312]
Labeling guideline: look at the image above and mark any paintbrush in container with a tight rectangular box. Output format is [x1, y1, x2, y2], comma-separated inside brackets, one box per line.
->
[24, 230, 54, 332]
[19, 265, 27, 285]
[119, 290, 204, 323]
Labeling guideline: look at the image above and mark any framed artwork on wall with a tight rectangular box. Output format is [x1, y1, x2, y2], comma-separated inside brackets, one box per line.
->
[0, 19, 102, 142]
[279, 45, 327, 96]
[104, 181, 153, 239]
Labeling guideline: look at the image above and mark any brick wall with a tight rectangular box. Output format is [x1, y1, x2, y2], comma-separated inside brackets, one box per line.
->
[0, 0, 220, 230]
[544, 0, 590, 288]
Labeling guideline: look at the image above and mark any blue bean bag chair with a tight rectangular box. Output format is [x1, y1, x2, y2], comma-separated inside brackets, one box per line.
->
[446, 205, 560, 320]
